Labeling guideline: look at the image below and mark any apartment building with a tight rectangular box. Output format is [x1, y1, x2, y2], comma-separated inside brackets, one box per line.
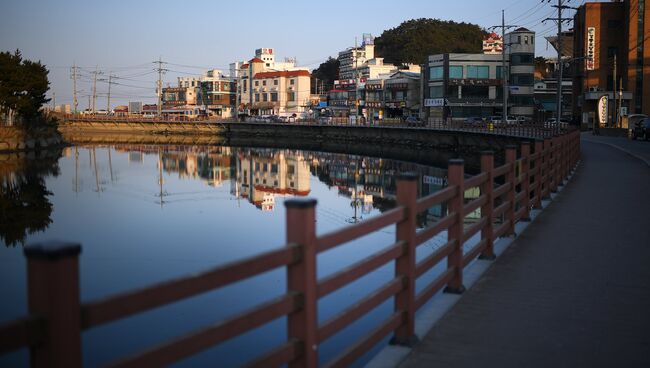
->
[573, 0, 647, 126]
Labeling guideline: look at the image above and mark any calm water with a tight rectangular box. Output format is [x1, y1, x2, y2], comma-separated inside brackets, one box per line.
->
[0, 144, 460, 367]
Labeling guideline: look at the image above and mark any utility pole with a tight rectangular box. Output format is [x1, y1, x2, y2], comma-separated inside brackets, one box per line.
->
[489, 12, 518, 121]
[107, 73, 113, 114]
[613, 54, 617, 127]
[91, 66, 103, 114]
[70, 63, 79, 113]
[545, 0, 574, 126]
[154, 57, 167, 117]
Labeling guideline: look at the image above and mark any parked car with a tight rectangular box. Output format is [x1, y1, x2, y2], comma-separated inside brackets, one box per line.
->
[631, 118, 650, 140]
[405, 116, 424, 127]
[504, 116, 518, 125]
[465, 117, 484, 124]
[489, 116, 503, 125]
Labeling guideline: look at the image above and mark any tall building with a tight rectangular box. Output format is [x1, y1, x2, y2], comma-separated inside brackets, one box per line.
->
[505, 27, 536, 117]
[573, 0, 647, 126]
[338, 34, 376, 80]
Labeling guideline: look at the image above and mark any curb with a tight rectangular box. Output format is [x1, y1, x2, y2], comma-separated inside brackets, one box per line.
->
[365, 162, 581, 368]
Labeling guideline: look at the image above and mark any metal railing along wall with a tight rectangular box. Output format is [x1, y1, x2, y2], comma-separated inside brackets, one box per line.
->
[0, 130, 581, 367]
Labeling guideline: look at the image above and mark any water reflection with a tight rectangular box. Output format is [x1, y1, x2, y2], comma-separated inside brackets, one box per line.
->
[0, 150, 61, 247]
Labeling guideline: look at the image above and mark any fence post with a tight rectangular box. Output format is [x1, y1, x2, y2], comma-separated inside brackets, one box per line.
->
[533, 140, 543, 209]
[391, 173, 419, 346]
[551, 136, 560, 193]
[479, 152, 495, 260]
[444, 159, 465, 294]
[285, 199, 318, 368]
[520, 142, 531, 221]
[25, 241, 82, 368]
[505, 145, 517, 236]
[542, 138, 551, 199]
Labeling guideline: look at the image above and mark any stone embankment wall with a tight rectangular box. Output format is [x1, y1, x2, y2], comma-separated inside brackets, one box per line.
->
[0, 126, 64, 153]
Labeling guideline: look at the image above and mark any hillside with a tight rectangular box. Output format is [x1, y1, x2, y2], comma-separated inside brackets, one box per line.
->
[375, 18, 487, 65]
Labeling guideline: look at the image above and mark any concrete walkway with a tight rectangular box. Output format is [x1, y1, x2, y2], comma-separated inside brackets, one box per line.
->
[400, 137, 650, 368]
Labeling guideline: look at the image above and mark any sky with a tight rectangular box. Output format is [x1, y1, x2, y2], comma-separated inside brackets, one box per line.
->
[0, 0, 584, 109]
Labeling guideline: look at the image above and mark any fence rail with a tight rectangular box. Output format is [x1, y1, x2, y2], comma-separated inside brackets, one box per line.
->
[0, 130, 581, 367]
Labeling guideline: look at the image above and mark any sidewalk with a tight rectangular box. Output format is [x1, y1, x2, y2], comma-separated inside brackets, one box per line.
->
[399, 138, 650, 368]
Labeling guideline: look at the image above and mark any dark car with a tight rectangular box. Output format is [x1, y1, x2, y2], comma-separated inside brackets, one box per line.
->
[465, 117, 484, 124]
[631, 118, 650, 140]
[405, 116, 424, 127]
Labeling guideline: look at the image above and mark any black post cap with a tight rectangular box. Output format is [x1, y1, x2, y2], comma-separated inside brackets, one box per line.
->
[284, 198, 318, 209]
[505, 144, 518, 149]
[449, 159, 464, 166]
[480, 151, 494, 156]
[24, 241, 82, 260]
[521, 141, 531, 145]
[397, 172, 418, 181]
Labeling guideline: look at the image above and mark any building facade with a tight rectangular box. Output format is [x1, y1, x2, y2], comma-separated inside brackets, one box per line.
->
[505, 28, 536, 117]
[573, 0, 645, 126]
[338, 35, 376, 80]
[424, 53, 507, 121]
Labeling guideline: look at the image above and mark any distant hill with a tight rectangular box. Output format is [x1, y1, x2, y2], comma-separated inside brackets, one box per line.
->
[375, 18, 487, 65]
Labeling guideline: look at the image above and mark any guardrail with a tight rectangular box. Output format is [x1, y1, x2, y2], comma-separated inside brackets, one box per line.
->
[0, 130, 581, 367]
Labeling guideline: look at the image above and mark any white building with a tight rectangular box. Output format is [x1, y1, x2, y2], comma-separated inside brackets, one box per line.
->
[338, 34, 376, 80]
[235, 48, 311, 117]
[505, 27, 536, 117]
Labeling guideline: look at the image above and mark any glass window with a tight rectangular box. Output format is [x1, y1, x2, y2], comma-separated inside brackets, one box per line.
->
[255, 81, 259, 86]
[273, 79, 278, 85]
[511, 74, 534, 85]
[270, 92, 278, 102]
[449, 66, 463, 79]
[287, 92, 295, 101]
[262, 80, 266, 86]
[255, 94, 260, 102]
[511, 54, 534, 65]
[263, 93, 268, 102]
[429, 66, 443, 80]
[467, 65, 489, 79]
[429, 86, 444, 98]
[290, 79, 295, 85]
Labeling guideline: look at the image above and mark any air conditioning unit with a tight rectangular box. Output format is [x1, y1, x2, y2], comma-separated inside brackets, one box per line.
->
[588, 86, 598, 92]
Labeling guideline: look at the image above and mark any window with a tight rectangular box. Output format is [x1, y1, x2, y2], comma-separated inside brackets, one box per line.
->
[263, 93, 268, 102]
[287, 92, 295, 101]
[511, 74, 534, 85]
[271, 164, 278, 173]
[524, 36, 529, 44]
[273, 79, 278, 85]
[243, 80, 247, 93]
[255, 163, 260, 171]
[510, 95, 534, 105]
[449, 65, 463, 79]
[518, 35, 521, 44]
[255, 81, 259, 87]
[429, 66, 443, 80]
[531, 35, 534, 44]
[496, 66, 506, 79]
[511, 54, 534, 65]
[287, 165, 295, 174]
[462, 86, 489, 98]
[467, 65, 489, 79]
[255, 94, 260, 102]
[429, 86, 444, 98]
[262, 80, 267, 86]
[270, 92, 278, 102]
[290, 79, 295, 85]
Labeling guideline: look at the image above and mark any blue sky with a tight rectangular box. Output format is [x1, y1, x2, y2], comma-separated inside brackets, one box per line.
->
[0, 0, 578, 108]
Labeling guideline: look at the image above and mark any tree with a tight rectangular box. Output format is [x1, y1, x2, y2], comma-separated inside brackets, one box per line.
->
[0, 49, 50, 126]
[311, 57, 339, 94]
[375, 18, 486, 65]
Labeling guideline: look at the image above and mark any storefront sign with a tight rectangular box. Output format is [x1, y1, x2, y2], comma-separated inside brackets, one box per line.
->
[366, 101, 383, 108]
[423, 175, 447, 186]
[366, 84, 383, 90]
[424, 98, 447, 107]
[586, 27, 596, 71]
[449, 78, 501, 86]
[598, 95, 608, 125]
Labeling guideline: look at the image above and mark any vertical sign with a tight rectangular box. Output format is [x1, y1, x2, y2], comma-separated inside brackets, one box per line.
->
[586, 27, 596, 70]
[598, 95, 608, 126]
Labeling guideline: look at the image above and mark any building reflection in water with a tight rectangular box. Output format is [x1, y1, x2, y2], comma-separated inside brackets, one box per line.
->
[110, 145, 479, 228]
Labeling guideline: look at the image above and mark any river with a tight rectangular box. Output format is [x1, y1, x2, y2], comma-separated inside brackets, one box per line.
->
[0, 144, 461, 367]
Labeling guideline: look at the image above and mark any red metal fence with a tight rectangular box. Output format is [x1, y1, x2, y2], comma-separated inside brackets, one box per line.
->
[0, 130, 581, 367]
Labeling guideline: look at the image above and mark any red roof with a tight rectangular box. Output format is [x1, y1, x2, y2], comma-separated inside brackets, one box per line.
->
[253, 70, 310, 79]
[249, 57, 264, 63]
[240, 63, 249, 69]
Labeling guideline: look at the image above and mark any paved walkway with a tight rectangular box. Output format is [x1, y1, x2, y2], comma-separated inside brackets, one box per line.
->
[401, 136, 650, 368]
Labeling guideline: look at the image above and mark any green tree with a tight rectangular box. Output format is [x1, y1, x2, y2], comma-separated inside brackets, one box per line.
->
[0, 49, 50, 126]
[375, 18, 487, 65]
[311, 57, 339, 93]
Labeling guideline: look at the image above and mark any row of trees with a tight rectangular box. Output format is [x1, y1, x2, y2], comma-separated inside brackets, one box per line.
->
[0, 50, 50, 127]
[312, 18, 487, 89]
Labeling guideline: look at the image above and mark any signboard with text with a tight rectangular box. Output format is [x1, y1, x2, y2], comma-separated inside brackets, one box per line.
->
[598, 95, 608, 126]
[586, 27, 596, 71]
[424, 98, 447, 107]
